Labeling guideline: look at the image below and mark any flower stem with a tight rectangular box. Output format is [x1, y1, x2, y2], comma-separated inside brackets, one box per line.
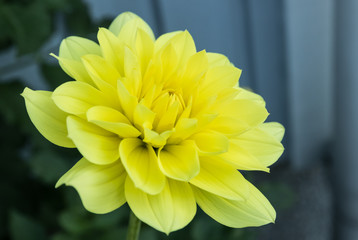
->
[126, 210, 142, 240]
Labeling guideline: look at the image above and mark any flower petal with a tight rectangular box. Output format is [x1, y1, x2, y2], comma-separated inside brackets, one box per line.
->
[87, 106, 141, 138]
[136, 29, 154, 75]
[154, 31, 181, 53]
[59, 36, 101, 60]
[51, 55, 93, 85]
[206, 52, 231, 67]
[218, 99, 269, 128]
[235, 87, 265, 106]
[190, 156, 249, 200]
[167, 30, 196, 70]
[143, 128, 173, 148]
[117, 79, 138, 122]
[125, 177, 196, 234]
[220, 140, 269, 172]
[52, 81, 114, 117]
[21, 88, 75, 148]
[133, 102, 156, 130]
[158, 140, 199, 181]
[200, 65, 241, 98]
[119, 138, 165, 195]
[97, 28, 124, 75]
[112, 12, 155, 41]
[81, 54, 120, 89]
[56, 36, 101, 85]
[67, 116, 120, 165]
[193, 182, 276, 228]
[167, 118, 198, 144]
[190, 131, 229, 155]
[258, 122, 285, 142]
[56, 158, 126, 214]
[235, 126, 284, 167]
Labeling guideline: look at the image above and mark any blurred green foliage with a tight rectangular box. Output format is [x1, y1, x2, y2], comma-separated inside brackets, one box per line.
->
[0, 0, 295, 239]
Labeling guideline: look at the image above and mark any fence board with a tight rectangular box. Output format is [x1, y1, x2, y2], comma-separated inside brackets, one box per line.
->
[284, 0, 334, 168]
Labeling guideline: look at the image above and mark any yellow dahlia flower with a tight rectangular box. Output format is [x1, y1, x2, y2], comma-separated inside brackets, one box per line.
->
[22, 12, 284, 234]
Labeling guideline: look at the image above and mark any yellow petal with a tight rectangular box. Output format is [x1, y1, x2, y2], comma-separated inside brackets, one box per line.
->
[87, 106, 141, 138]
[133, 102, 156, 130]
[220, 140, 269, 172]
[235, 87, 266, 106]
[123, 46, 141, 97]
[59, 36, 101, 60]
[116, 12, 155, 42]
[119, 138, 165, 194]
[81, 54, 120, 89]
[51, 55, 93, 85]
[167, 30, 196, 70]
[218, 99, 269, 128]
[190, 131, 229, 155]
[167, 118, 198, 144]
[56, 158, 126, 214]
[21, 88, 75, 148]
[154, 31, 181, 53]
[97, 28, 124, 75]
[125, 177, 196, 234]
[208, 116, 249, 136]
[159, 43, 179, 88]
[206, 52, 231, 67]
[143, 128, 173, 148]
[117, 79, 138, 122]
[235, 126, 284, 167]
[67, 116, 120, 165]
[181, 50, 208, 102]
[52, 81, 113, 117]
[158, 140, 199, 181]
[56, 36, 101, 85]
[193, 182, 276, 228]
[258, 122, 285, 142]
[136, 29, 154, 75]
[190, 156, 249, 200]
[200, 65, 241, 99]
[155, 98, 180, 133]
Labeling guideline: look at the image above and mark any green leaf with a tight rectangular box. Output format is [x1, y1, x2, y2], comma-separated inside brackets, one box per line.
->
[29, 149, 70, 184]
[58, 208, 92, 235]
[9, 211, 46, 240]
[1, 2, 52, 55]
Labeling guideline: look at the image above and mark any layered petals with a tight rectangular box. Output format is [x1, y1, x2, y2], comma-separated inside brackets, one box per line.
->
[21, 88, 75, 148]
[158, 140, 199, 181]
[190, 156, 249, 200]
[125, 177, 196, 234]
[234, 126, 284, 167]
[52, 81, 115, 117]
[67, 116, 120, 165]
[56, 158, 126, 214]
[56, 36, 101, 85]
[22, 11, 285, 235]
[119, 138, 165, 194]
[87, 106, 141, 138]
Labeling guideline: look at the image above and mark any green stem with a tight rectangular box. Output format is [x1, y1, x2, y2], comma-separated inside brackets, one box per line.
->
[126, 211, 142, 240]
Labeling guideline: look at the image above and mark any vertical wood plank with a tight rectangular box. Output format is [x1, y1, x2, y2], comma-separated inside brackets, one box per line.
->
[284, 0, 334, 169]
[247, 0, 288, 146]
[334, 1, 358, 239]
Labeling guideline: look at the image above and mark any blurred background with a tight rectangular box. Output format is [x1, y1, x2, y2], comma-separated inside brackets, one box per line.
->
[0, 0, 356, 239]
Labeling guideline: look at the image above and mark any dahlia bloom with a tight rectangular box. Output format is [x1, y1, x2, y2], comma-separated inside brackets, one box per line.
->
[22, 12, 284, 234]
